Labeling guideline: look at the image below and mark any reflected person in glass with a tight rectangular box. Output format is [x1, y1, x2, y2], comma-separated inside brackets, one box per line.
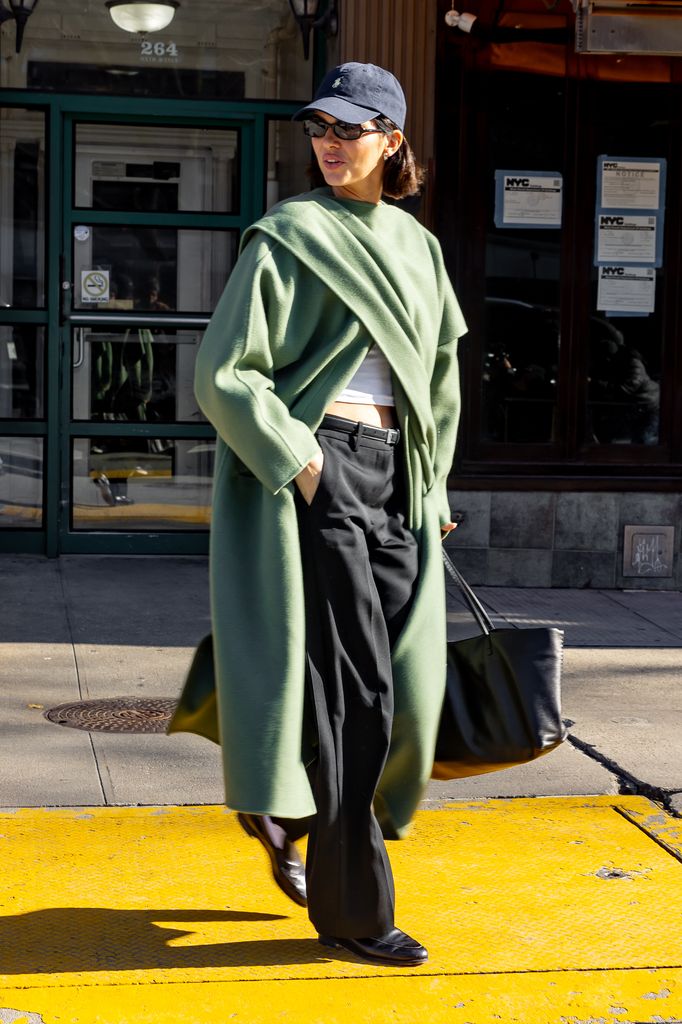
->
[589, 330, 660, 445]
[91, 273, 157, 506]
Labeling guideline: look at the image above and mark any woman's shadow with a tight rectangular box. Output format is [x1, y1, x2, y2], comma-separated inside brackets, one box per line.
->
[0, 908, 334, 974]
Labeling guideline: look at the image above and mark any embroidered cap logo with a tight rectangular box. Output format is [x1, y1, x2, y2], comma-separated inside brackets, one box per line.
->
[331, 77, 342, 88]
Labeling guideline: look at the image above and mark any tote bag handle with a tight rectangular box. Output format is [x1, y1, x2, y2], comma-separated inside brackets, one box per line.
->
[442, 549, 496, 637]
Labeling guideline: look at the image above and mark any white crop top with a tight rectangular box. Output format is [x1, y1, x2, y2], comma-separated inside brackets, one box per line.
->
[336, 345, 395, 407]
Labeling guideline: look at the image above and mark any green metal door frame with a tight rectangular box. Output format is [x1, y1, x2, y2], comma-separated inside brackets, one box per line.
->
[0, 90, 302, 555]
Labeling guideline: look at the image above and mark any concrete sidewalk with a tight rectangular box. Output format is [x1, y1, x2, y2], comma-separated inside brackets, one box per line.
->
[1, 554, 681, 811]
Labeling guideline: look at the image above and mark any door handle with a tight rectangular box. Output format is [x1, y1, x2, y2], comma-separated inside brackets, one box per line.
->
[72, 327, 85, 369]
[59, 252, 72, 324]
[67, 314, 210, 327]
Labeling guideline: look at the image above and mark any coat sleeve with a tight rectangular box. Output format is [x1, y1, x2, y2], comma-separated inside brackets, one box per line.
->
[194, 234, 322, 495]
[429, 251, 467, 527]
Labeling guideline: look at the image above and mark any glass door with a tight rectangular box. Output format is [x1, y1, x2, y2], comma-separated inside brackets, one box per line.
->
[0, 104, 47, 547]
[60, 109, 256, 552]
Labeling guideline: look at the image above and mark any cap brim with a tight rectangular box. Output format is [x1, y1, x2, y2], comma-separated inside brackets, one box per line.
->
[292, 96, 381, 124]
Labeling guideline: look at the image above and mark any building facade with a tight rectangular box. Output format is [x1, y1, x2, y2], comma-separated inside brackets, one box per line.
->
[343, 0, 682, 590]
[2, 0, 681, 587]
[0, 0, 331, 555]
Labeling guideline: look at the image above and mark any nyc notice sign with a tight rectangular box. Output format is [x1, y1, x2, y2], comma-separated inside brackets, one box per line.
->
[596, 214, 658, 265]
[597, 266, 656, 315]
[494, 170, 563, 228]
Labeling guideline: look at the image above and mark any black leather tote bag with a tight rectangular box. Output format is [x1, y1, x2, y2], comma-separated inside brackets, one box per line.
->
[433, 551, 566, 780]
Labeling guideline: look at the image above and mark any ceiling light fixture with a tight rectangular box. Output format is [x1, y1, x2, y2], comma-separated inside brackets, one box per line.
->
[106, 0, 179, 34]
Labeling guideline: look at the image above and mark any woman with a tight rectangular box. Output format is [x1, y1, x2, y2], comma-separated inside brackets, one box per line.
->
[169, 62, 466, 967]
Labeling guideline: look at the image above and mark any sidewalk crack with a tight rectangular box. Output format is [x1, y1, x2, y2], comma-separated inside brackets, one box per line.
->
[565, 726, 680, 818]
[55, 561, 107, 805]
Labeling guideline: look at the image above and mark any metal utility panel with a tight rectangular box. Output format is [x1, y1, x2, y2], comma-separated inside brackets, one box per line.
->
[575, 0, 682, 53]
[623, 524, 675, 578]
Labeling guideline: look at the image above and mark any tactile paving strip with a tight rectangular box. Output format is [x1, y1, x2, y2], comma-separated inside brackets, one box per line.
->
[2, 969, 681, 1024]
[1, 797, 682, 992]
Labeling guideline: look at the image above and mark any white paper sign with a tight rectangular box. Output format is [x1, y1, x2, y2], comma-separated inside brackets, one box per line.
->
[597, 214, 657, 263]
[601, 160, 661, 210]
[502, 174, 562, 226]
[597, 266, 656, 314]
[81, 269, 110, 304]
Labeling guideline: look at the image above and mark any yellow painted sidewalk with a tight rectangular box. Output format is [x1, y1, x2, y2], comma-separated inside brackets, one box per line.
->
[1, 797, 681, 1023]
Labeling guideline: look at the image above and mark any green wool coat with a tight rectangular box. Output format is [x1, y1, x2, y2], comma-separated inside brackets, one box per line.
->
[168, 187, 467, 838]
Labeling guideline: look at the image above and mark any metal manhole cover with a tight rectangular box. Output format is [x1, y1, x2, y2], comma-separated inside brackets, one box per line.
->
[44, 697, 179, 733]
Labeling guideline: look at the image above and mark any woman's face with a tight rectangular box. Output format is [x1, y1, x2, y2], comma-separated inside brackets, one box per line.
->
[310, 110, 403, 204]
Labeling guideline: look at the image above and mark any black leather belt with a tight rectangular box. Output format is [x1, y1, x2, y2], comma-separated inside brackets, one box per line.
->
[319, 414, 401, 449]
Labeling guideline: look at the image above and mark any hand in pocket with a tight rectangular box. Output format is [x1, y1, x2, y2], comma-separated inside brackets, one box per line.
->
[295, 451, 325, 506]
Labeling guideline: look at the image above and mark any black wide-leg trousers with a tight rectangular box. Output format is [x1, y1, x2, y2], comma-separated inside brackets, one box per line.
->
[292, 416, 419, 939]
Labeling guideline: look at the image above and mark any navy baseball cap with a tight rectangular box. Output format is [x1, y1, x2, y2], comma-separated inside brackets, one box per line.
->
[292, 62, 406, 131]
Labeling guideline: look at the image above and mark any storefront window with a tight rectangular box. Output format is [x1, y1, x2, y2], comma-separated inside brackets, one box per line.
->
[72, 227, 237, 313]
[72, 436, 211, 531]
[74, 124, 240, 213]
[0, 108, 45, 310]
[0, 325, 45, 419]
[444, 63, 681, 476]
[481, 274, 560, 445]
[72, 326, 207, 424]
[586, 303, 662, 447]
[583, 84, 666, 449]
[1, 1, 312, 102]
[0, 437, 43, 527]
[479, 77, 564, 446]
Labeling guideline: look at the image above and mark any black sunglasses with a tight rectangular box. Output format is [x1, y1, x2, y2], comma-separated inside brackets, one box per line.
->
[302, 117, 391, 141]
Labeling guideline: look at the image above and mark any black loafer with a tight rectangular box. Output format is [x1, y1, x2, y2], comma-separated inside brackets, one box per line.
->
[237, 812, 307, 908]
[319, 928, 428, 966]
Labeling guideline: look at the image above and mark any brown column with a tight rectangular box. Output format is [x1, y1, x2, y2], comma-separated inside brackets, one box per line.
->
[339, 0, 436, 220]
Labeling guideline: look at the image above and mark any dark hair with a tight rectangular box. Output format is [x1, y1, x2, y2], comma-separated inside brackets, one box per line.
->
[375, 117, 425, 199]
[307, 116, 425, 200]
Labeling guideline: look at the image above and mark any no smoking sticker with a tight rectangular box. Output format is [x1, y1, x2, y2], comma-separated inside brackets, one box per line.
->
[81, 269, 110, 304]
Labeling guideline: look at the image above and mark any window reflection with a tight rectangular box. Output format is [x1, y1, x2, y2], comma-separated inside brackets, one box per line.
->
[73, 327, 206, 423]
[0, 326, 45, 419]
[0, 108, 45, 309]
[587, 319, 660, 445]
[72, 227, 237, 312]
[481, 297, 559, 444]
[72, 437, 213, 531]
[75, 124, 239, 214]
[0, 437, 43, 527]
[585, 85, 666, 449]
[478, 73, 564, 447]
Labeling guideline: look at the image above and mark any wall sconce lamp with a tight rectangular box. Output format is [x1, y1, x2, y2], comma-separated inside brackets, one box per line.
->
[106, 0, 179, 34]
[0, 0, 40, 54]
[288, 0, 338, 60]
